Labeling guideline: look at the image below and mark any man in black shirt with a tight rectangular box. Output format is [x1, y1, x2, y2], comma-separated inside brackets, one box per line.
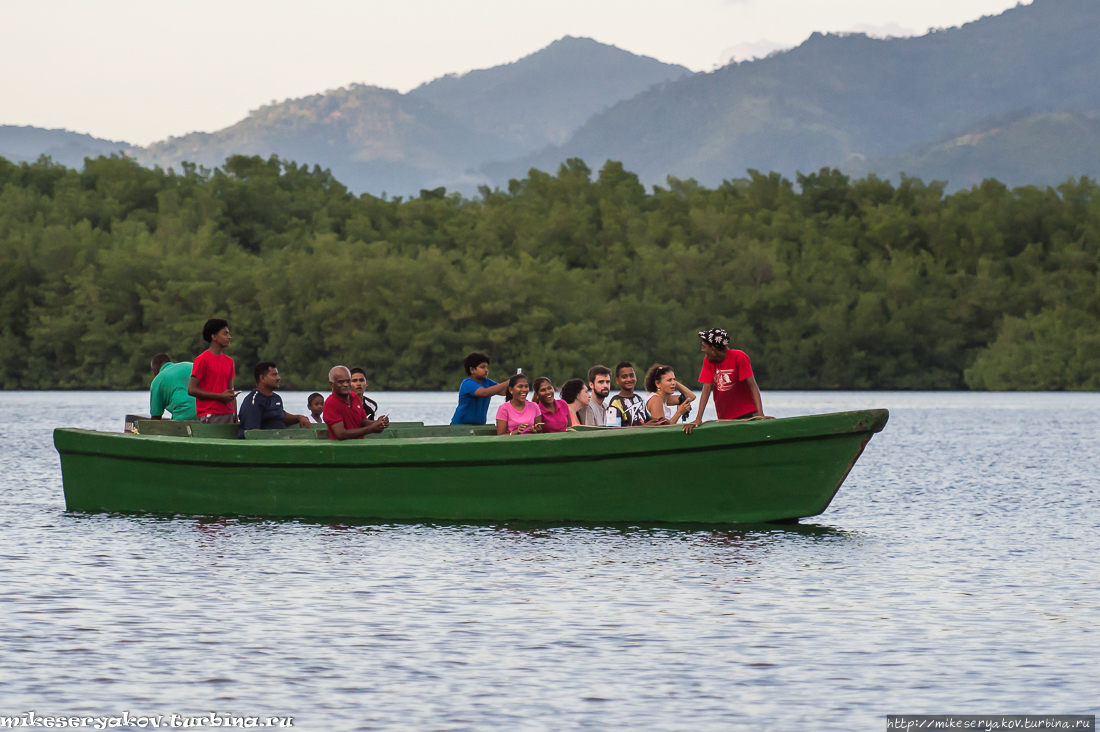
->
[237, 362, 312, 438]
[350, 367, 378, 421]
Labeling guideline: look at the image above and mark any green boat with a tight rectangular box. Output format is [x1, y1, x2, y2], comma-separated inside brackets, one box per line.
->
[53, 409, 888, 524]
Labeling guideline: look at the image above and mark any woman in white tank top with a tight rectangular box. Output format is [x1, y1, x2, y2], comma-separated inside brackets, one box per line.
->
[643, 364, 695, 424]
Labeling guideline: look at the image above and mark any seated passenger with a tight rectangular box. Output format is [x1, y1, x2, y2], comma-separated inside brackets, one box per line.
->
[495, 374, 542, 435]
[324, 366, 390, 441]
[532, 377, 570, 433]
[307, 392, 325, 423]
[237, 362, 311, 438]
[643, 364, 695, 425]
[350, 367, 378, 420]
[607, 362, 649, 427]
[560, 378, 591, 426]
[451, 351, 508, 425]
[149, 353, 197, 421]
[577, 365, 611, 426]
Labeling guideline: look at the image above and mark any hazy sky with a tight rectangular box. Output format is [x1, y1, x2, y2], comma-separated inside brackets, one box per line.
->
[1, 0, 1027, 145]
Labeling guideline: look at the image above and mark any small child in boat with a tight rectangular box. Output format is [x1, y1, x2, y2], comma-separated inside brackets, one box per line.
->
[308, 392, 325, 423]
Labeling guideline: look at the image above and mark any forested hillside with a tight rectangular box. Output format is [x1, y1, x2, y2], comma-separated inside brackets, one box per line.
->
[848, 111, 1100, 191]
[140, 85, 505, 199]
[11, 1, 1099, 197]
[490, 0, 1100, 189]
[140, 37, 689, 196]
[1, 154, 1097, 392]
[408, 37, 689, 150]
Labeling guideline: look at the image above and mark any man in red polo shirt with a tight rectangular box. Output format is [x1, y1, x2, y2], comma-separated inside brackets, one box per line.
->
[323, 365, 390, 440]
[685, 328, 772, 434]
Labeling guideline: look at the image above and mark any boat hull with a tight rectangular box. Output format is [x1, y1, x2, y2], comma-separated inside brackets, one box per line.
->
[54, 410, 888, 524]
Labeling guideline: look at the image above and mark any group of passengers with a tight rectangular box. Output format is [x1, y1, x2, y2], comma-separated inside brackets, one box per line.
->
[149, 318, 390, 441]
[450, 326, 770, 435]
[148, 318, 770, 442]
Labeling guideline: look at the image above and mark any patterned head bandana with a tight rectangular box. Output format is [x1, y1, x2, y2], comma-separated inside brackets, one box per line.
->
[698, 328, 730, 348]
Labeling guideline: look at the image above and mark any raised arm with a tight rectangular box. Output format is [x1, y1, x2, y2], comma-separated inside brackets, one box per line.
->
[472, 381, 508, 398]
[671, 381, 695, 422]
[674, 381, 696, 403]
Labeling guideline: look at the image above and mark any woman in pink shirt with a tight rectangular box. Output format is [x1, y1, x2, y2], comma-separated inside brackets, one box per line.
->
[532, 377, 571, 433]
[495, 374, 543, 435]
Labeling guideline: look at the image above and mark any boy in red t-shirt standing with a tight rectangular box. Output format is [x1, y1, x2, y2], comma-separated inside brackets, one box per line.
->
[685, 328, 772, 434]
[187, 318, 238, 424]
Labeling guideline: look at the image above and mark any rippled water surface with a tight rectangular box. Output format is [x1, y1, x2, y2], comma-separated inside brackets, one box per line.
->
[1, 391, 1097, 730]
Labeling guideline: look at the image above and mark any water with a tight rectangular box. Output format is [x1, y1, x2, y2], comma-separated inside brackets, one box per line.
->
[1, 391, 1097, 730]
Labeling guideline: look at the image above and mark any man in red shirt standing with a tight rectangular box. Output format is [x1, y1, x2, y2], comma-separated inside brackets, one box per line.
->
[187, 318, 238, 424]
[323, 365, 390, 440]
[685, 328, 772, 434]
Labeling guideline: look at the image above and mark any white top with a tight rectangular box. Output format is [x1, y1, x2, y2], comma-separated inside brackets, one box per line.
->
[646, 393, 675, 420]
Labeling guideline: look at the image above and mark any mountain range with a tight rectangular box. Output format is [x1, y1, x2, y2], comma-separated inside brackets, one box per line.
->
[848, 110, 1100, 190]
[137, 37, 690, 196]
[0, 125, 128, 169]
[488, 0, 1100, 190]
[2, 0, 1098, 194]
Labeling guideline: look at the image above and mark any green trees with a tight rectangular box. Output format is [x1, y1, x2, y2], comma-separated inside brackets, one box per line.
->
[1, 153, 1097, 391]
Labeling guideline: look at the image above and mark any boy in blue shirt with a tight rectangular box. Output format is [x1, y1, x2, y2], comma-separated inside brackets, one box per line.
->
[450, 351, 509, 425]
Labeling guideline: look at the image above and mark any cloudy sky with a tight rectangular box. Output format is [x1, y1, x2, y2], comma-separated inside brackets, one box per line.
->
[1, 0, 1027, 145]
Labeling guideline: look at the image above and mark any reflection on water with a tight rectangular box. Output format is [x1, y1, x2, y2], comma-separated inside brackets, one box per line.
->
[0, 391, 1097, 729]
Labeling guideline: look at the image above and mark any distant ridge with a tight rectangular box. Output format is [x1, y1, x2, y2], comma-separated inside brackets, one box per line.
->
[138, 36, 690, 195]
[848, 110, 1100, 191]
[0, 126, 130, 169]
[139, 85, 508, 196]
[409, 36, 691, 150]
[485, 0, 1100, 188]
[6, 3, 1100, 195]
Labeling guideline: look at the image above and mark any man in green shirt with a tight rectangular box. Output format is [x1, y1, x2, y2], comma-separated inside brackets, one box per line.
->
[149, 353, 197, 421]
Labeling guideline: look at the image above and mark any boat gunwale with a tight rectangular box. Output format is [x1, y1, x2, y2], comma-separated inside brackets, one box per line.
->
[54, 409, 889, 470]
[56, 430, 876, 470]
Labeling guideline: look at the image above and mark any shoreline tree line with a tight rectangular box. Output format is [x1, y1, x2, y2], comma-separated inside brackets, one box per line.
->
[1, 153, 1097, 391]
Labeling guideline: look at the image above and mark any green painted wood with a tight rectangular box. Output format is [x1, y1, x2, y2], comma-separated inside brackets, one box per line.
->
[55, 409, 888, 524]
[187, 423, 240, 439]
[387, 425, 497, 438]
[135, 420, 239, 439]
[244, 429, 321, 440]
[134, 420, 192, 437]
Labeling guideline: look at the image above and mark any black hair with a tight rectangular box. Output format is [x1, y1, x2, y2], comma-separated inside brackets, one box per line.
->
[150, 353, 171, 372]
[614, 361, 635, 379]
[504, 373, 529, 401]
[307, 392, 324, 405]
[587, 364, 611, 383]
[463, 351, 490, 375]
[202, 318, 229, 343]
[530, 376, 555, 404]
[349, 367, 367, 377]
[253, 361, 277, 382]
[644, 364, 675, 394]
[560, 378, 586, 404]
